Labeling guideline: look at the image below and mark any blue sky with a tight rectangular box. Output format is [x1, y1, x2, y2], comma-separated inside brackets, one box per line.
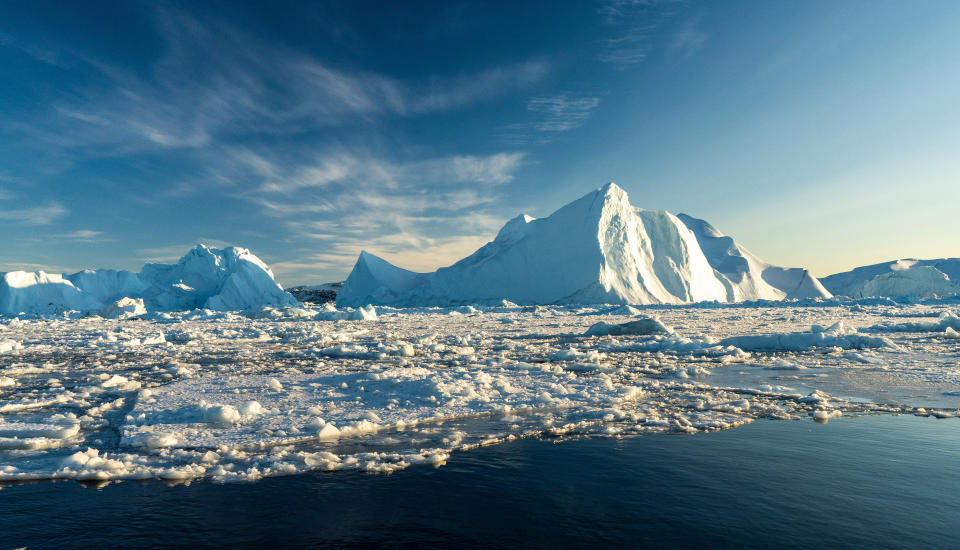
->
[1, 0, 959, 284]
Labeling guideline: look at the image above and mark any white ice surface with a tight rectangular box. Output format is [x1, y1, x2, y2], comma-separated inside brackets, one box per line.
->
[823, 258, 960, 299]
[0, 245, 298, 315]
[1, 301, 959, 484]
[336, 184, 831, 307]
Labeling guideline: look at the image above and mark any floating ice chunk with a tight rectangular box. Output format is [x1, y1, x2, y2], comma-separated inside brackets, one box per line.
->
[132, 433, 178, 449]
[100, 297, 147, 319]
[811, 410, 842, 423]
[354, 305, 378, 320]
[267, 378, 283, 392]
[203, 404, 241, 426]
[798, 391, 832, 406]
[60, 449, 127, 473]
[141, 333, 166, 345]
[764, 357, 806, 370]
[586, 316, 673, 336]
[942, 327, 960, 339]
[711, 398, 750, 413]
[721, 324, 895, 351]
[871, 311, 960, 333]
[240, 401, 265, 417]
[342, 420, 380, 435]
[0, 376, 15, 387]
[0, 419, 80, 440]
[550, 347, 606, 363]
[317, 423, 341, 441]
[0, 340, 22, 354]
[101, 374, 141, 391]
[669, 365, 712, 379]
[302, 451, 341, 469]
[305, 417, 326, 431]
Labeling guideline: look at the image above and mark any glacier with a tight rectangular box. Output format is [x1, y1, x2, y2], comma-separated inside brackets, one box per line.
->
[822, 259, 960, 299]
[0, 245, 298, 315]
[337, 183, 831, 307]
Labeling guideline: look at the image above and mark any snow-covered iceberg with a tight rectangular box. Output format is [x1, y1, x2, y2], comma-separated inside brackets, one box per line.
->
[337, 183, 831, 307]
[822, 259, 960, 299]
[0, 245, 298, 314]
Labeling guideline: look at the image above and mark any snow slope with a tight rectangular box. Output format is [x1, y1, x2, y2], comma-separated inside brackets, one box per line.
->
[337, 183, 831, 307]
[0, 245, 298, 314]
[822, 259, 960, 299]
[676, 214, 830, 301]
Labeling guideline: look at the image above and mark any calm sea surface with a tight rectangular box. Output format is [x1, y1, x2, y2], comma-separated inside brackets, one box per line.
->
[3, 414, 959, 549]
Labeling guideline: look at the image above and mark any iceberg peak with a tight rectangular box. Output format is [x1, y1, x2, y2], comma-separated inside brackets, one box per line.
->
[337, 183, 831, 307]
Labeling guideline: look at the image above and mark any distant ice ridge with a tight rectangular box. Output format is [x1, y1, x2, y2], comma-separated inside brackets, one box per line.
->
[337, 183, 831, 307]
[822, 259, 960, 299]
[0, 245, 298, 314]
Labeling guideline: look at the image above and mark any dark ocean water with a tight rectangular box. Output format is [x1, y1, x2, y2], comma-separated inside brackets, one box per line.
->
[3, 414, 959, 549]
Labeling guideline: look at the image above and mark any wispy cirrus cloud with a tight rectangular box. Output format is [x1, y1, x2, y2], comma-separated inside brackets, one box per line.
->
[8, 6, 548, 159]
[0, 202, 66, 225]
[668, 16, 708, 59]
[230, 149, 527, 282]
[501, 95, 601, 145]
[55, 229, 107, 242]
[597, 0, 699, 67]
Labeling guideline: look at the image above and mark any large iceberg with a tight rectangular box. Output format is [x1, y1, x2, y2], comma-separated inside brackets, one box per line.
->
[337, 183, 831, 307]
[0, 245, 298, 314]
[822, 259, 960, 299]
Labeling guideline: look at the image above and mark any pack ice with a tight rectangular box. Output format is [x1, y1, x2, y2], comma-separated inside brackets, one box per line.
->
[2, 299, 957, 485]
[337, 183, 831, 307]
[822, 259, 960, 299]
[0, 245, 298, 315]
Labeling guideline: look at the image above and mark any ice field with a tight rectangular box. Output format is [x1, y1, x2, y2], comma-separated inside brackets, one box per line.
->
[2, 299, 959, 484]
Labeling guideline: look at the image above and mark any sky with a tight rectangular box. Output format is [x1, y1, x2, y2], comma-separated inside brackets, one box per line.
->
[1, 0, 959, 285]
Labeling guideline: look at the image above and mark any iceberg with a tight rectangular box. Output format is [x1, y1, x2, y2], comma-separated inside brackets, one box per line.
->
[822, 259, 960, 299]
[337, 183, 831, 307]
[0, 245, 298, 314]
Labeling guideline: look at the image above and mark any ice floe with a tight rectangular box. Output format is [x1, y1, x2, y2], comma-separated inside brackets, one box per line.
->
[0, 301, 958, 484]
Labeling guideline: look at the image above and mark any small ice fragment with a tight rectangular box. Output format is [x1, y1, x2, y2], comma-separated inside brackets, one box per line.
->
[240, 401, 265, 417]
[317, 423, 341, 441]
[811, 410, 841, 424]
[203, 404, 241, 425]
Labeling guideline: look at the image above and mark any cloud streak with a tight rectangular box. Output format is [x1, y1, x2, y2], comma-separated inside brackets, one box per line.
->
[0, 202, 66, 225]
[55, 229, 107, 242]
[597, 0, 693, 67]
[501, 95, 600, 144]
[8, 6, 548, 159]
[235, 149, 527, 283]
